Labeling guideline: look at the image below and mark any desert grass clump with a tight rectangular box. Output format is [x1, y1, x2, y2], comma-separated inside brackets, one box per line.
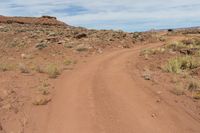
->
[45, 64, 60, 78]
[158, 36, 166, 42]
[165, 41, 188, 51]
[64, 59, 72, 66]
[188, 79, 200, 92]
[188, 78, 200, 99]
[39, 86, 50, 95]
[18, 63, 29, 73]
[164, 56, 200, 73]
[76, 47, 88, 52]
[140, 49, 154, 56]
[0, 63, 11, 72]
[195, 50, 200, 57]
[181, 39, 194, 45]
[193, 92, 200, 99]
[35, 65, 44, 73]
[193, 38, 200, 46]
[140, 48, 165, 56]
[164, 57, 182, 73]
[171, 83, 185, 96]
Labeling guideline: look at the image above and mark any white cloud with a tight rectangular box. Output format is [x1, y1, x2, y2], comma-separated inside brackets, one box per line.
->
[0, 0, 200, 31]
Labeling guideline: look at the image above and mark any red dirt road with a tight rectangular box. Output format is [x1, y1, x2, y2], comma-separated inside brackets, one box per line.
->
[38, 44, 200, 133]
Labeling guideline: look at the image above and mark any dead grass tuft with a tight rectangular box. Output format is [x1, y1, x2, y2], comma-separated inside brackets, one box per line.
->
[45, 64, 60, 78]
[18, 63, 30, 73]
[164, 56, 200, 73]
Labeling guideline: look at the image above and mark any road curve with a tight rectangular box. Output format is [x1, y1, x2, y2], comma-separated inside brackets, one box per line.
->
[42, 44, 200, 133]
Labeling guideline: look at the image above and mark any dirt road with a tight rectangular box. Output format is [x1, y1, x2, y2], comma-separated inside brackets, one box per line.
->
[40, 44, 200, 133]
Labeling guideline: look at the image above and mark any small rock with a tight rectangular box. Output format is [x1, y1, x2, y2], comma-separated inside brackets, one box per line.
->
[35, 43, 47, 50]
[142, 73, 151, 80]
[97, 48, 103, 54]
[58, 40, 65, 44]
[74, 33, 87, 39]
[0, 26, 5, 29]
[151, 113, 157, 118]
[123, 45, 130, 48]
[2, 104, 12, 110]
[41, 16, 57, 20]
[156, 91, 162, 95]
[21, 54, 26, 59]
[76, 44, 90, 52]
[33, 96, 51, 106]
[156, 99, 161, 103]
[21, 53, 31, 59]
[46, 37, 59, 42]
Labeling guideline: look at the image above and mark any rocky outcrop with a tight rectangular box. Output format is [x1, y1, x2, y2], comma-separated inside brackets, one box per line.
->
[0, 16, 66, 26]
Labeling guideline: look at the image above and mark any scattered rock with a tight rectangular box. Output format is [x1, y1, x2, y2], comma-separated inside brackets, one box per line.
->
[156, 99, 161, 103]
[48, 32, 56, 37]
[33, 96, 51, 106]
[97, 48, 103, 54]
[41, 16, 57, 20]
[156, 91, 162, 95]
[46, 37, 59, 42]
[151, 113, 157, 118]
[21, 54, 26, 59]
[2, 103, 12, 110]
[76, 44, 90, 52]
[58, 40, 65, 44]
[123, 45, 130, 49]
[21, 53, 32, 59]
[35, 43, 47, 50]
[142, 73, 151, 80]
[74, 33, 87, 39]
[64, 44, 73, 48]
[180, 48, 200, 55]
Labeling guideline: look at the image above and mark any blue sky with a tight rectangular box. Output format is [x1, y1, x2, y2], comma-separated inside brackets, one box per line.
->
[0, 0, 200, 32]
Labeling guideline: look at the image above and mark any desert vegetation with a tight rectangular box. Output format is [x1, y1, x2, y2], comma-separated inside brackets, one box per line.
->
[140, 37, 200, 100]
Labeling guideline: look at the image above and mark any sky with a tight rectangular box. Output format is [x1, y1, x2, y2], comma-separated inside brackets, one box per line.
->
[0, 0, 200, 32]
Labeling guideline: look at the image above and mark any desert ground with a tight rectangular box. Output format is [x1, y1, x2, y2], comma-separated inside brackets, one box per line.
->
[0, 16, 200, 133]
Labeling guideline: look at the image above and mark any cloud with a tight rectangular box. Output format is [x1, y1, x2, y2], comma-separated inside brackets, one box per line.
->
[0, 0, 200, 31]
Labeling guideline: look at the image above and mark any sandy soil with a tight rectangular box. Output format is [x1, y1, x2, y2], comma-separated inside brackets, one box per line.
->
[24, 43, 200, 133]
